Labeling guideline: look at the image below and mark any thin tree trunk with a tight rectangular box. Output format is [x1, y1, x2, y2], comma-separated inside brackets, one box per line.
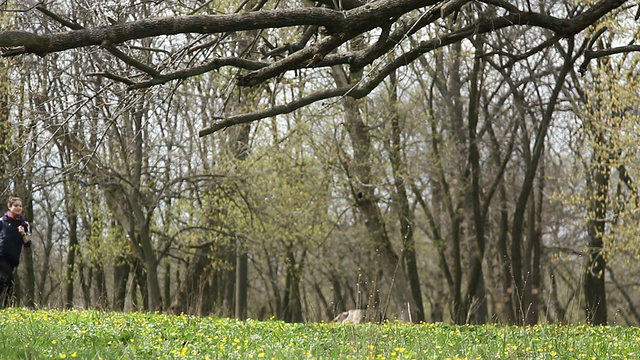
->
[93, 263, 108, 310]
[235, 246, 248, 320]
[65, 209, 78, 309]
[163, 261, 171, 311]
[463, 37, 487, 324]
[22, 196, 36, 308]
[80, 265, 92, 309]
[133, 257, 148, 311]
[332, 64, 417, 322]
[510, 39, 574, 325]
[283, 247, 305, 323]
[113, 254, 131, 311]
[585, 153, 609, 325]
[523, 168, 544, 325]
[231, 123, 250, 320]
[173, 245, 212, 315]
[139, 222, 162, 311]
[388, 70, 425, 323]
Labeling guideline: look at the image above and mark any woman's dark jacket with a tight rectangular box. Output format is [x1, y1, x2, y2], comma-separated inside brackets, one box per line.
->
[0, 213, 30, 267]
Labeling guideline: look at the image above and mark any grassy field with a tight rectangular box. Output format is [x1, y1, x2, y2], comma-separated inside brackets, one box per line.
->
[0, 308, 638, 359]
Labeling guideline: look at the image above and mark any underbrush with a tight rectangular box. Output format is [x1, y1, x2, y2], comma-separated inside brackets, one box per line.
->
[0, 308, 638, 359]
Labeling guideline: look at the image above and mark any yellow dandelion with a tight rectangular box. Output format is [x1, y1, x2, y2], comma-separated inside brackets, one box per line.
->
[51, 340, 58, 345]
[71, 353, 78, 358]
[59, 354, 67, 359]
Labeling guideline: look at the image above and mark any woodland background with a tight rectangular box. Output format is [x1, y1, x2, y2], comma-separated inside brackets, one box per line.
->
[0, 0, 639, 326]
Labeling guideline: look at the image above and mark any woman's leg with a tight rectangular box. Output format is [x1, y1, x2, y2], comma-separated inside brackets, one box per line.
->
[0, 260, 14, 308]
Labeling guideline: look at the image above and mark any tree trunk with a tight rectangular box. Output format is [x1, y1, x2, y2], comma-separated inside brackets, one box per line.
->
[235, 247, 248, 320]
[64, 209, 79, 309]
[497, 185, 515, 323]
[133, 257, 148, 311]
[388, 70, 426, 323]
[283, 247, 304, 323]
[523, 175, 543, 325]
[230, 123, 251, 320]
[139, 223, 162, 311]
[332, 64, 418, 322]
[163, 261, 172, 311]
[80, 265, 91, 309]
[16, 193, 35, 308]
[584, 153, 609, 325]
[113, 254, 131, 311]
[509, 39, 573, 325]
[463, 37, 487, 324]
[93, 263, 108, 310]
[222, 248, 236, 317]
[173, 245, 212, 315]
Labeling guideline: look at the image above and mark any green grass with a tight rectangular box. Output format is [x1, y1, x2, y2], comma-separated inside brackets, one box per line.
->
[0, 308, 638, 359]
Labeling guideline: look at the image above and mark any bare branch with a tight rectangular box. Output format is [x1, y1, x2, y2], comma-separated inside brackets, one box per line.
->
[199, 86, 349, 136]
[129, 57, 267, 89]
[580, 44, 640, 76]
[0, 8, 347, 56]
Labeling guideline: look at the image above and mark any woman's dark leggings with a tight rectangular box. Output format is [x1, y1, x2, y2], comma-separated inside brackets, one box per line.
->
[0, 260, 14, 308]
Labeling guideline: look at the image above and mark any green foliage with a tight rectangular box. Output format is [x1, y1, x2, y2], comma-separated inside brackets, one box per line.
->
[577, 53, 640, 261]
[200, 120, 335, 253]
[0, 308, 638, 359]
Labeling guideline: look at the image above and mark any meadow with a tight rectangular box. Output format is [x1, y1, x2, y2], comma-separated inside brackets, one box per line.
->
[0, 308, 638, 359]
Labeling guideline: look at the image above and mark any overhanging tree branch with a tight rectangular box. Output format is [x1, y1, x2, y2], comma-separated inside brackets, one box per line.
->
[0, 0, 630, 136]
[200, 0, 625, 135]
[0, 8, 347, 56]
[580, 44, 640, 75]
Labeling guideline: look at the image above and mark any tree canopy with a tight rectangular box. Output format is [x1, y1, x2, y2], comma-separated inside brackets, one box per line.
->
[0, 0, 630, 136]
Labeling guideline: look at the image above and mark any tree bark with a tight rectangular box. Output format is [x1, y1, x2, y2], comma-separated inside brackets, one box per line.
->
[64, 207, 78, 309]
[584, 149, 609, 325]
[92, 264, 108, 310]
[173, 245, 212, 315]
[509, 39, 574, 325]
[283, 247, 305, 323]
[230, 123, 251, 320]
[21, 196, 36, 308]
[388, 70, 425, 323]
[235, 248, 248, 320]
[112, 254, 131, 311]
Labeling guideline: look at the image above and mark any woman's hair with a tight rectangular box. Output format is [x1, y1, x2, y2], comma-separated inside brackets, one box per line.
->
[7, 197, 22, 208]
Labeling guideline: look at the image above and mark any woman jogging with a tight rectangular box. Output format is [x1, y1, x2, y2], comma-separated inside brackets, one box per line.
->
[0, 196, 31, 308]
